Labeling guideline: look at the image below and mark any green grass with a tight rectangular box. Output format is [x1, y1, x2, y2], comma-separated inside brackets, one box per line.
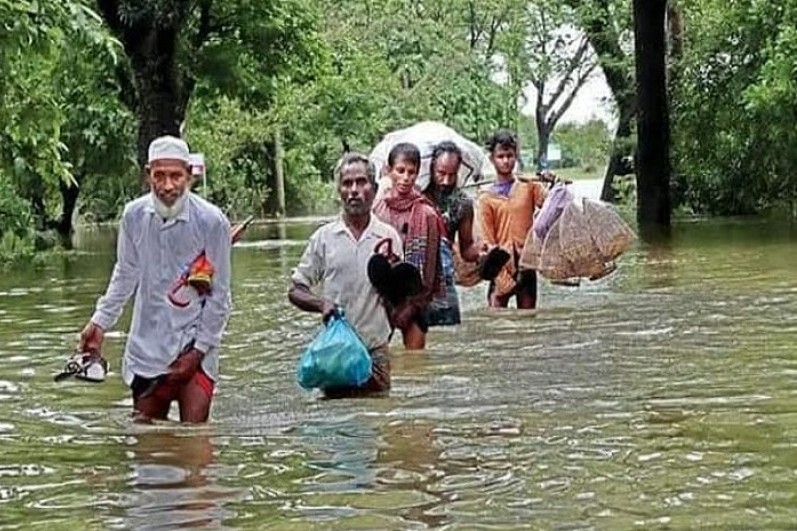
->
[548, 166, 604, 181]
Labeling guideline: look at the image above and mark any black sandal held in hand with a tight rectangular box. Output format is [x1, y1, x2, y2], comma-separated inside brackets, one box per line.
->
[479, 247, 511, 281]
[367, 238, 423, 305]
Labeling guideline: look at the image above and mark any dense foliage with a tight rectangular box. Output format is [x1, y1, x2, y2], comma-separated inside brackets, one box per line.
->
[671, 0, 797, 216]
[2, 0, 797, 263]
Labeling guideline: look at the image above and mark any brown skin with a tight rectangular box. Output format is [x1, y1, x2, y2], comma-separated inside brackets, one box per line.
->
[490, 145, 517, 183]
[491, 285, 536, 310]
[430, 152, 488, 263]
[288, 162, 374, 321]
[148, 158, 192, 207]
[79, 158, 211, 423]
[486, 145, 536, 310]
[386, 155, 427, 350]
[389, 156, 419, 196]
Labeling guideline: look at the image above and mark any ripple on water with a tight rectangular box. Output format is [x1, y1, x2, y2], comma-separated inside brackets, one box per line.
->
[1, 218, 797, 528]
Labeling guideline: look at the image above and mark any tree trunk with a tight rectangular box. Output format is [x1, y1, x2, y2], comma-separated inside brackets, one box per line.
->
[57, 178, 81, 246]
[600, 105, 634, 202]
[97, 1, 191, 173]
[535, 104, 550, 169]
[575, 0, 637, 202]
[633, 0, 671, 228]
[273, 129, 286, 217]
[129, 33, 189, 173]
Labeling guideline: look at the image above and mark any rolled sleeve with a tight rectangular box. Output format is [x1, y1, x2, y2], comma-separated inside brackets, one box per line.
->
[91, 210, 139, 330]
[194, 214, 233, 353]
[291, 230, 323, 288]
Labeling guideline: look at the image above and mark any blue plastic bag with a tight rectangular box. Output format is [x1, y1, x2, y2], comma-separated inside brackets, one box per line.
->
[297, 308, 373, 390]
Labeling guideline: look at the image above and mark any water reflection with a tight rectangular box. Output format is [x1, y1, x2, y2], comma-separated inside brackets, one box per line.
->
[125, 429, 234, 529]
[377, 420, 447, 528]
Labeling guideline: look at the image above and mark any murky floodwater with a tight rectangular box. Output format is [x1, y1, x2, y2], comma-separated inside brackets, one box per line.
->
[1, 193, 796, 529]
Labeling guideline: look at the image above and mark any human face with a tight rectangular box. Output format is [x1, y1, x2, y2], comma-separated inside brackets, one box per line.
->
[490, 145, 517, 179]
[388, 156, 419, 196]
[432, 152, 461, 193]
[148, 159, 191, 206]
[338, 162, 375, 217]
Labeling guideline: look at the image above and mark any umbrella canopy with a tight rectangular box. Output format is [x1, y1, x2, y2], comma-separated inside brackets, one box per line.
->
[369, 121, 490, 192]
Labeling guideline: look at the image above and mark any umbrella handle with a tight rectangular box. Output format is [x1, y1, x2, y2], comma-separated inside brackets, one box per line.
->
[167, 279, 191, 308]
[231, 215, 255, 244]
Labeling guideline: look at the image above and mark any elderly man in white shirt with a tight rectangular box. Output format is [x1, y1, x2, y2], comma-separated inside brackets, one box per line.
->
[289, 152, 402, 398]
[78, 135, 232, 423]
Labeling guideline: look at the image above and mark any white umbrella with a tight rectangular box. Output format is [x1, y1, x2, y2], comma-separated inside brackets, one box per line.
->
[369, 121, 488, 192]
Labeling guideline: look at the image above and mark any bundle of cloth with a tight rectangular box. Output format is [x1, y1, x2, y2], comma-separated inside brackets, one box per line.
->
[519, 183, 636, 285]
[370, 120, 489, 194]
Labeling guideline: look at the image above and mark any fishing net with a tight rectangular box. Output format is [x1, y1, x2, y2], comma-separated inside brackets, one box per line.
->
[536, 217, 576, 281]
[520, 193, 636, 284]
[519, 220, 543, 271]
[558, 201, 607, 280]
[582, 198, 636, 261]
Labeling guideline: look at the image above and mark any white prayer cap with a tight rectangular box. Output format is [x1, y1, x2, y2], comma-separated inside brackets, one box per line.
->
[148, 135, 190, 164]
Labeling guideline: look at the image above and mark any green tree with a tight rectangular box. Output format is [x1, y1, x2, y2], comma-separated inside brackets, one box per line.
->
[96, 0, 323, 168]
[672, 0, 797, 216]
[554, 119, 612, 170]
[570, 0, 636, 202]
[0, 1, 118, 252]
[497, 1, 598, 165]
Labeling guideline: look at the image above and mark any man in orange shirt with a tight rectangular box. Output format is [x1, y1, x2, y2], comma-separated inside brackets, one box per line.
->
[477, 130, 546, 309]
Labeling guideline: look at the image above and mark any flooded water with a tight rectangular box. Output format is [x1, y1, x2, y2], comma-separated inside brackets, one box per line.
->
[1, 193, 796, 528]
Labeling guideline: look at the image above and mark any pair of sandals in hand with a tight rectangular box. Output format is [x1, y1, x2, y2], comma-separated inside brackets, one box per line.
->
[54, 351, 108, 383]
[367, 238, 510, 305]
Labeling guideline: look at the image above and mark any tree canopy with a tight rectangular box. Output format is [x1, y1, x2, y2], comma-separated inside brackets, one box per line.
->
[2, 0, 797, 262]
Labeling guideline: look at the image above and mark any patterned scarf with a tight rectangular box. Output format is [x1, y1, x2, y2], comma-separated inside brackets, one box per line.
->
[374, 189, 447, 302]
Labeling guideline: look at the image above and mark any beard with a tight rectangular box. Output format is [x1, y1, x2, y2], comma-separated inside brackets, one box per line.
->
[152, 190, 188, 220]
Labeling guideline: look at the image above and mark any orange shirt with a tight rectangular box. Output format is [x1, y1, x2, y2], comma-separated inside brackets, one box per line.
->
[477, 179, 546, 253]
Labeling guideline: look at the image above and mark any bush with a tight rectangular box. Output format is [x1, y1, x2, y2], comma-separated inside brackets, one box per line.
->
[0, 173, 37, 264]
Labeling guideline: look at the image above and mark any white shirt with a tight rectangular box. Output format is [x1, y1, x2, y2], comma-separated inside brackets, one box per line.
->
[291, 215, 402, 350]
[91, 193, 232, 385]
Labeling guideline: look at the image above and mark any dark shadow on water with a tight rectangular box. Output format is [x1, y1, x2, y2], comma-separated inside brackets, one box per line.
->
[637, 222, 672, 246]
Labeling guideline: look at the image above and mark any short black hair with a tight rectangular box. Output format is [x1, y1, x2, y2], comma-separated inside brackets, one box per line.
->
[486, 129, 518, 154]
[387, 142, 421, 169]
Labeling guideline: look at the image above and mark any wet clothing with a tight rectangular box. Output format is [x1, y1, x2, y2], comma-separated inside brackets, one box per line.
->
[291, 215, 401, 351]
[322, 344, 391, 399]
[91, 192, 232, 387]
[477, 179, 546, 297]
[374, 189, 451, 330]
[131, 367, 215, 402]
[423, 188, 474, 327]
[424, 237, 460, 326]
